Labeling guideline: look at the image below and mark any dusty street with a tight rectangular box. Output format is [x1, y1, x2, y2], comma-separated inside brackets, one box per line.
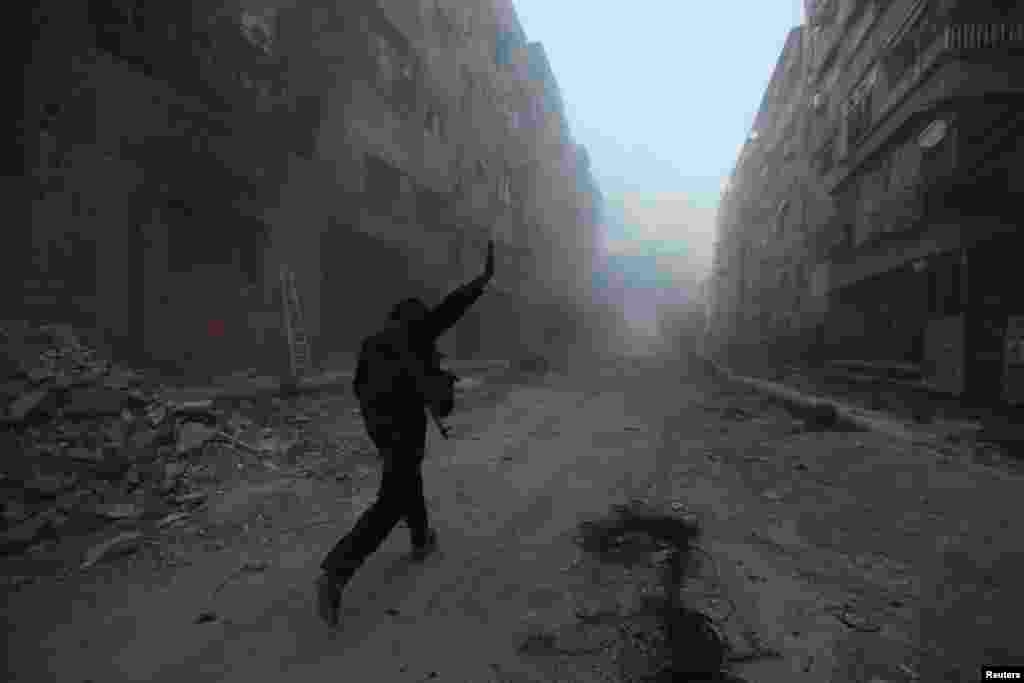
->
[4, 351, 1022, 682]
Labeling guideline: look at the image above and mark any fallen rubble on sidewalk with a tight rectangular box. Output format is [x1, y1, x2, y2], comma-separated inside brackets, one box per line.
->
[0, 321, 370, 572]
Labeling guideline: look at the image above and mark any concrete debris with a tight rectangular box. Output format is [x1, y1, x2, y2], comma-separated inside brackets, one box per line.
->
[80, 531, 143, 569]
[94, 503, 144, 520]
[6, 388, 50, 421]
[0, 320, 341, 567]
[0, 514, 54, 553]
[67, 447, 103, 463]
[177, 423, 217, 455]
[157, 512, 190, 528]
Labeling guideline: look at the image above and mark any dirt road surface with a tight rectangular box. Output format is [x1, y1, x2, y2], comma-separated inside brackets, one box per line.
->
[4, 351, 1022, 682]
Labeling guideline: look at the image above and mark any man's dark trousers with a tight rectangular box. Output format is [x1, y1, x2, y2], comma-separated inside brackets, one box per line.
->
[320, 408, 429, 582]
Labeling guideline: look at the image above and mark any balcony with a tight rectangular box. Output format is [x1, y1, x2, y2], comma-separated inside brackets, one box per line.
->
[944, 22, 1024, 52]
[833, 15, 1020, 189]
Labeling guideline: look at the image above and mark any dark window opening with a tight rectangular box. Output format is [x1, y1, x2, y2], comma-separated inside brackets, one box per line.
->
[425, 108, 445, 140]
[364, 154, 403, 215]
[90, 0, 147, 63]
[948, 260, 961, 314]
[819, 138, 836, 174]
[775, 200, 790, 236]
[927, 268, 938, 314]
[416, 186, 445, 230]
[847, 89, 873, 145]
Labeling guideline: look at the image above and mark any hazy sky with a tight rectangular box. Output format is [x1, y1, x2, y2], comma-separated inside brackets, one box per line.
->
[514, 1, 805, 284]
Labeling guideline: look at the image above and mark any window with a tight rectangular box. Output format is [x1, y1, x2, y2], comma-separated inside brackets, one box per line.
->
[364, 154, 403, 215]
[846, 70, 877, 146]
[416, 186, 445, 230]
[775, 199, 791, 236]
[373, 35, 397, 87]
[425, 108, 444, 140]
[368, 12, 418, 117]
[820, 137, 836, 174]
[498, 173, 512, 206]
[461, 67, 475, 113]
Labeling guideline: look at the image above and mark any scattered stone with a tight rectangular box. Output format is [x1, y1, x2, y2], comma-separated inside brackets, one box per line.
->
[826, 603, 881, 632]
[177, 423, 217, 455]
[147, 404, 168, 426]
[3, 499, 29, 524]
[63, 387, 139, 418]
[650, 549, 674, 565]
[130, 428, 159, 449]
[67, 447, 103, 463]
[175, 491, 207, 505]
[164, 461, 187, 480]
[95, 503, 144, 520]
[157, 511, 190, 528]
[6, 388, 50, 421]
[0, 514, 53, 553]
[24, 472, 79, 497]
[241, 559, 269, 572]
[81, 531, 143, 569]
[194, 611, 219, 624]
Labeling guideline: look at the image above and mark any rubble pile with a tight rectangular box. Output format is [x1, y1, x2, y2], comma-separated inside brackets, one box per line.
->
[0, 322, 360, 566]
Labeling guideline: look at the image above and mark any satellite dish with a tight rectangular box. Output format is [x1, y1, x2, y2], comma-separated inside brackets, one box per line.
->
[918, 120, 948, 149]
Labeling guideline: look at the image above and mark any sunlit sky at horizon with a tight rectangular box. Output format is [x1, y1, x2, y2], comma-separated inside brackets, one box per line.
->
[514, 2, 805, 292]
[510, 2, 805, 334]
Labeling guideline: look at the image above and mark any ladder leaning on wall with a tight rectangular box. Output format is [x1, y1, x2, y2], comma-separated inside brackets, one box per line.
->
[279, 265, 311, 381]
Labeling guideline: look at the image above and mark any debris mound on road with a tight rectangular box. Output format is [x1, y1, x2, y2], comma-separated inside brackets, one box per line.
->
[0, 321, 349, 566]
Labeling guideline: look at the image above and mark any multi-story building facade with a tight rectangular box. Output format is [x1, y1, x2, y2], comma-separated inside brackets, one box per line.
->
[711, 0, 1024, 404]
[21, 0, 601, 380]
[708, 27, 822, 369]
[805, 0, 1024, 402]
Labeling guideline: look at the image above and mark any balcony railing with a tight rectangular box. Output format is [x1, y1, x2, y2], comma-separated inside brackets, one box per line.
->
[944, 22, 1024, 52]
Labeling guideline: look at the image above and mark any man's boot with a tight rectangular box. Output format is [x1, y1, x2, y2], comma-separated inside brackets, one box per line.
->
[410, 528, 439, 561]
[315, 572, 345, 628]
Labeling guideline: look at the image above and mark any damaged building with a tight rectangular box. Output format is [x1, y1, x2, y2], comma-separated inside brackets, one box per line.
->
[709, 0, 1024, 406]
[20, 0, 603, 382]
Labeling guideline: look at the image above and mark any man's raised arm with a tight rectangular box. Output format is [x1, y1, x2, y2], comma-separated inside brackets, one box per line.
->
[422, 240, 495, 340]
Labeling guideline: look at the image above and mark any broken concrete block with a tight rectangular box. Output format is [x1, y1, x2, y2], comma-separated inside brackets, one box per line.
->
[24, 472, 79, 497]
[130, 428, 160, 450]
[2, 499, 29, 524]
[67, 447, 103, 463]
[177, 423, 217, 455]
[94, 502, 144, 520]
[63, 387, 140, 418]
[80, 531, 143, 569]
[6, 388, 50, 421]
[0, 514, 52, 554]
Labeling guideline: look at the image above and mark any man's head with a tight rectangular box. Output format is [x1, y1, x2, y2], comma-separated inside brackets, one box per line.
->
[389, 297, 429, 327]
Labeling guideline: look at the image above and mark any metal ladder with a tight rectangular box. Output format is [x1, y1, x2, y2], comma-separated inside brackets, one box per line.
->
[280, 265, 311, 379]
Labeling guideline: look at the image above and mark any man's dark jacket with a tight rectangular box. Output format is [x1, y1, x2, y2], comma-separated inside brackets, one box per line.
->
[352, 273, 490, 422]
